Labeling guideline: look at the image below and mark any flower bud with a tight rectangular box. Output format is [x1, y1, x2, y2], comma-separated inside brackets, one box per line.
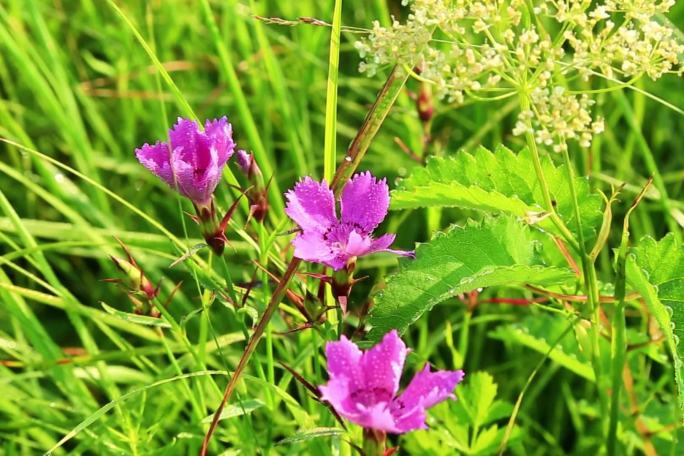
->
[110, 255, 157, 301]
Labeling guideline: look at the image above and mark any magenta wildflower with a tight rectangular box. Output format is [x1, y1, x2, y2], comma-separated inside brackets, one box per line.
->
[135, 117, 237, 255]
[284, 172, 413, 271]
[135, 117, 235, 207]
[320, 330, 464, 434]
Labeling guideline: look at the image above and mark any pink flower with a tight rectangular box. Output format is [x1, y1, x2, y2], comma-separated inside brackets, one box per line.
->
[135, 117, 235, 206]
[284, 172, 413, 270]
[320, 330, 464, 434]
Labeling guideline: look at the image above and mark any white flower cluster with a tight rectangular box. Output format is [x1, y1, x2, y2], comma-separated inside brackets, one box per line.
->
[356, 0, 683, 152]
[514, 87, 605, 152]
[557, 0, 684, 80]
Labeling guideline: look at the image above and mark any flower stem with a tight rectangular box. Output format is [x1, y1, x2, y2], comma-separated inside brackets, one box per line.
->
[560, 147, 607, 419]
[362, 428, 386, 456]
[607, 180, 650, 456]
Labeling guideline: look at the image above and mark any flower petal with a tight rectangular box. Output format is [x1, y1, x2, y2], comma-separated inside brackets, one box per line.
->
[325, 336, 363, 387]
[367, 234, 416, 259]
[390, 405, 428, 433]
[396, 365, 464, 410]
[361, 330, 408, 397]
[319, 376, 355, 416]
[345, 230, 374, 257]
[351, 402, 401, 433]
[204, 116, 236, 165]
[285, 177, 336, 233]
[292, 231, 337, 268]
[340, 172, 389, 232]
[320, 379, 399, 433]
[168, 117, 201, 164]
[135, 141, 174, 187]
[170, 153, 204, 202]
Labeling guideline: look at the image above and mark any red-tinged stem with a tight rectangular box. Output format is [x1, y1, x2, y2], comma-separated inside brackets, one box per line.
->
[330, 66, 410, 195]
[200, 259, 301, 455]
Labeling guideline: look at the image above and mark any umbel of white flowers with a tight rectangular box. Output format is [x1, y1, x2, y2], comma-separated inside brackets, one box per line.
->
[356, 0, 682, 152]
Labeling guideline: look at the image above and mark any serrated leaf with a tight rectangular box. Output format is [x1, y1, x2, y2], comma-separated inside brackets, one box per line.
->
[407, 371, 519, 455]
[367, 216, 575, 340]
[277, 427, 345, 445]
[391, 145, 602, 240]
[627, 234, 684, 410]
[455, 372, 498, 430]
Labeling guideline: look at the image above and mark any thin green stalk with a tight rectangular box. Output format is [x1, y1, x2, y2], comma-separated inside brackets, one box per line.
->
[607, 180, 651, 456]
[560, 147, 607, 426]
[323, 0, 342, 182]
[457, 309, 471, 370]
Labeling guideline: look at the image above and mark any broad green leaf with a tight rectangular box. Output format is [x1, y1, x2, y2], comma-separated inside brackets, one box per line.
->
[627, 234, 684, 410]
[367, 216, 575, 340]
[391, 145, 603, 240]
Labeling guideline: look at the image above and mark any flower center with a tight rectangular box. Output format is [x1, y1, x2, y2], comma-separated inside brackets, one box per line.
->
[350, 387, 393, 407]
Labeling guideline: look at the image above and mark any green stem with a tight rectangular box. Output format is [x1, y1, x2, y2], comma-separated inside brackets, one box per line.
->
[518, 94, 579, 252]
[607, 182, 650, 455]
[614, 91, 681, 242]
[323, 0, 342, 183]
[362, 428, 386, 456]
[457, 309, 472, 369]
[561, 148, 607, 419]
[607, 272, 627, 456]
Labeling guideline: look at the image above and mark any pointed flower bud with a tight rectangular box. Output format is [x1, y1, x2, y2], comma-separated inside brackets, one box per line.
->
[110, 254, 158, 301]
[135, 117, 235, 206]
[235, 149, 269, 222]
[235, 149, 262, 180]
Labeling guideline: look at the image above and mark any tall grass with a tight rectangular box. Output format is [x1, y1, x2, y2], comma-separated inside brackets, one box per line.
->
[1, 0, 683, 454]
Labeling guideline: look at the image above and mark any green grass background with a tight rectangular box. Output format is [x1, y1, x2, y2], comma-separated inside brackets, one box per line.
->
[0, 0, 683, 454]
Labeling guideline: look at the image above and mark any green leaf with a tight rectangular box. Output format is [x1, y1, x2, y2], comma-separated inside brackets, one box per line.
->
[391, 145, 602, 240]
[100, 302, 171, 328]
[454, 372, 499, 430]
[627, 234, 684, 410]
[201, 399, 265, 423]
[367, 216, 575, 340]
[277, 427, 345, 445]
[403, 371, 520, 455]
